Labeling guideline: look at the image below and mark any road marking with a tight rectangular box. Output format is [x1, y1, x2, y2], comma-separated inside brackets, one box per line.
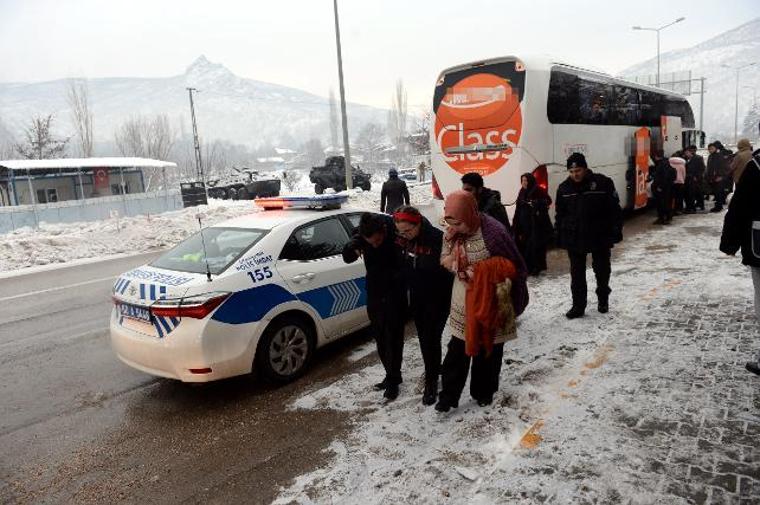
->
[0, 276, 117, 303]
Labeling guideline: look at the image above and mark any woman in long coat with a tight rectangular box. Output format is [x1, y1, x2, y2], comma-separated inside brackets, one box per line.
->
[512, 173, 553, 275]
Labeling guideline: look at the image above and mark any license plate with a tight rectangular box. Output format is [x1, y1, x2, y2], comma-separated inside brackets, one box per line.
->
[117, 302, 152, 323]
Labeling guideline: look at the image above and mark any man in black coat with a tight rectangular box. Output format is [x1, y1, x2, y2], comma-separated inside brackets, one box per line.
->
[706, 142, 731, 212]
[342, 213, 408, 400]
[461, 172, 513, 234]
[651, 149, 676, 225]
[380, 168, 410, 214]
[720, 151, 760, 376]
[555, 153, 623, 319]
[684, 145, 706, 213]
[393, 206, 454, 405]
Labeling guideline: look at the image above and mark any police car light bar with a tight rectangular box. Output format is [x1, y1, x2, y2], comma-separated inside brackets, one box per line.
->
[255, 194, 349, 210]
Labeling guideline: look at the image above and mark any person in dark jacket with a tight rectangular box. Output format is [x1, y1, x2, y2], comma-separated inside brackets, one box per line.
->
[555, 153, 623, 319]
[684, 145, 706, 213]
[706, 142, 731, 212]
[650, 149, 676, 224]
[719, 152, 760, 376]
[512, 173, 553, 275]
[380, 168, 410, 214]
[393, 206, 454, 405]
[461, 172, 512, 234]
[343, 213, 407, 400]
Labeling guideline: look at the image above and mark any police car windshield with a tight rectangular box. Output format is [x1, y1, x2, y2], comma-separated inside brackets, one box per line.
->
[151, 227, 267, 275]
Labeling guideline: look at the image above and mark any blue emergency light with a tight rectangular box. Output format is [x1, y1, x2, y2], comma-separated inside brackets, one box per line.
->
[254, 194, 349, 210]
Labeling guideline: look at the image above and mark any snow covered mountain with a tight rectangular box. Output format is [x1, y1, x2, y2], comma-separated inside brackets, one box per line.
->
[0, 56, 386, 150]
[620, 17, 760, 140]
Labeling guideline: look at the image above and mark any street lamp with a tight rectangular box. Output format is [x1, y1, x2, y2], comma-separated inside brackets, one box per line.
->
[722, 62, 757, 145]
[332, 0, 353, 190]
[632, 17, 685, 87]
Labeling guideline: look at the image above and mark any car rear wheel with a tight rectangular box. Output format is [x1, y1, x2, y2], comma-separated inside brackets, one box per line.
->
[255, 316, 314, 383]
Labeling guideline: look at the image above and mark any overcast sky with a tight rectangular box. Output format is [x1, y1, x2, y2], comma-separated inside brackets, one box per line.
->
[1, 0, 757, 110]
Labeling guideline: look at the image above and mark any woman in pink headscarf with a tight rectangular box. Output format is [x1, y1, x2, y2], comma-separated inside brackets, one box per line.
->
[670, 154, 687, 215]
[436, 190, 529, 412]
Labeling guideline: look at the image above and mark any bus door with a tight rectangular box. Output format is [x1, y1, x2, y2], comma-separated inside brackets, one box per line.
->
[633, 127, 651, 210]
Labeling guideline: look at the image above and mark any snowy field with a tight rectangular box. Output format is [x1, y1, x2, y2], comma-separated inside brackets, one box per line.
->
[0, 183, 432, 273]
[273, 210, 756, 505]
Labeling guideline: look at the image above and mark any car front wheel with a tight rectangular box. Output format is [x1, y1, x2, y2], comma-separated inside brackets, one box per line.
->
[255, 316, 314, 383]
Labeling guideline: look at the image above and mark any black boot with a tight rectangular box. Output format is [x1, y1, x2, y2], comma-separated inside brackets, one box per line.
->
[422, 378, 438, 406]
[373, 378, 388, 391]
[598, 297, 609, 314]
[746, 362, 760, 376]
[565, 306, 585, 319]
[383, 383, 399, 401]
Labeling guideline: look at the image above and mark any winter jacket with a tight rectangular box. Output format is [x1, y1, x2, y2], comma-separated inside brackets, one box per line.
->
[555, 170, 623, 253]
[731, 140, 754, 184]
[396, 217, 453, 315]
[706, 151, 730, 184]
[685, 154, 706, 183]
[720, 154, 760, 268]
[342, 215, 407, 317]
[513, 185, 553, 248]
[651, 158, 676, 191]
[670, 157, 686, 184]
[380, 176, 410, 214]
[477, 187, 512, 234]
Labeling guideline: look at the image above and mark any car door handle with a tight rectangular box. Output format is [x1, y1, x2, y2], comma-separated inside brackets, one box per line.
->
[292, 273, 316, 283]
[303, 272, 316, 280]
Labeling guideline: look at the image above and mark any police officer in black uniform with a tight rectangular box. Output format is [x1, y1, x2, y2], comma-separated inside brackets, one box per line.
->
[555, 153, 623, 319]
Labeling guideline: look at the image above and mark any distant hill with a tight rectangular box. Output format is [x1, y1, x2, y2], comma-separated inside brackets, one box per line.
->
[620, 17, 760, 140]
[0, 55, 386, 150]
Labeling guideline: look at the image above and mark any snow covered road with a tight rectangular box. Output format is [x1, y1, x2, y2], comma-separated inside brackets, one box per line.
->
[275, 210, 760, 505]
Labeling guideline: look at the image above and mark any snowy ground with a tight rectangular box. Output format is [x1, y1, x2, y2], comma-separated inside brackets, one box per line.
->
[0, 183, 432, 272]
[274, 210, 760, 505]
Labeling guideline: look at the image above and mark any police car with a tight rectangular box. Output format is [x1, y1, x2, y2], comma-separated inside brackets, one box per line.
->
[110, 194, 372, 383]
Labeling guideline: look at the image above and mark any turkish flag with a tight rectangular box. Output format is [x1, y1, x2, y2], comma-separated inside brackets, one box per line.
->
[94, 168, 110, 190]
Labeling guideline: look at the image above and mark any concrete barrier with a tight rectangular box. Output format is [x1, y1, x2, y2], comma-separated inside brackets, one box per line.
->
[0, 190, 183, 234]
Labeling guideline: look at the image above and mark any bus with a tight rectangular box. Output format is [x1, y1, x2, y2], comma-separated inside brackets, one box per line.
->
[430, 55, 696, 216]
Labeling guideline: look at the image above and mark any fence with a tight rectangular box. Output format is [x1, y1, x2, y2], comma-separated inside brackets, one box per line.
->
[0, 190, 183, 234]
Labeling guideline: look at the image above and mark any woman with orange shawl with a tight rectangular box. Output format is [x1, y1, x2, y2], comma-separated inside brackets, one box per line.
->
[436, 190, 529, 412]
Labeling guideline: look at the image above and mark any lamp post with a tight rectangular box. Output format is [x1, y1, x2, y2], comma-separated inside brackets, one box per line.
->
[632, 17, 685, 87]
[722, 62, 757, 145]
[332, 0, 352, 190]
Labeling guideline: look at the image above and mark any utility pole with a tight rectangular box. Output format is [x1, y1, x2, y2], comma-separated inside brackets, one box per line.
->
[333, 0, 352, 190]
[699, 77, 705, 134]
[187, 87, 204, 183]
[722, 62, 757, 145]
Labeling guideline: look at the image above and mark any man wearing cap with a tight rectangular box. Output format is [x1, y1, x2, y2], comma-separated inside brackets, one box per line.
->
[555, 153, 623, 319]
[380, 168, 410, 214]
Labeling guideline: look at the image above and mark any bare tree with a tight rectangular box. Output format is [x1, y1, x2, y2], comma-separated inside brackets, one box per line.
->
[114, 116, 146, 157]
[328, 88, 339, 150]
[67, 79, 94, 157]
[387, 79, 408, 162]
[114, 114, 176, 190]
[408, 111, 431, 155]
[355, 122, 386, 162]
[146, 114, 175, 160]
[302, 138, 325, 167]
[14, 114, 69, 159]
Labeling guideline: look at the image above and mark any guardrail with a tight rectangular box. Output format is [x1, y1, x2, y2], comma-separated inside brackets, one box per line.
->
[0, 190, 183, 234]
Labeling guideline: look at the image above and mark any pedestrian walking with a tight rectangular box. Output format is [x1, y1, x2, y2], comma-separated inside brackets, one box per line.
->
[435, 190, 529, 412]
[731, 138, 754, 186]
[461, 172, 513, 234]
[670, 155, 687, 215]
[512, 172, 553, 275]
[719, 149, 760, 376]
[417, 161, 427, 182]
[393, 206, 453, 405]
[342, 213, 407, 400]
[707, 142, 731, 212]
[380, 168, 410, 214]
[684, 145, 706, 213]
[651, 149, 676, 224]
[555, 153, 623, 319]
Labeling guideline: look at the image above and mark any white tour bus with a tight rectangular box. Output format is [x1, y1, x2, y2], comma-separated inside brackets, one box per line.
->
[430, 55, 696, 216]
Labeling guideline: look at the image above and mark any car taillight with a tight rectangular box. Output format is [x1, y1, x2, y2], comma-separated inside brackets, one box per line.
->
[150, 292, 230, 319]
[431, 174, 444, 200]
[532, 164, 548, 192]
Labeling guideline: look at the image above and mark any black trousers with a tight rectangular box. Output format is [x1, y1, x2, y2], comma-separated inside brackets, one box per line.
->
[672, 184, 685, 211]
[413, 303, 448, 386]
[654, 187, 672, 221]
[439, 337, 504, 404]
[568, 249, 611, 309]
[368, 301, 405, 385]
[685, 177, 704, 210]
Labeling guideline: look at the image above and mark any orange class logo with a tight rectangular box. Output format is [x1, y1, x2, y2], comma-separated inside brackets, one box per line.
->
[434, 72, 523, 176]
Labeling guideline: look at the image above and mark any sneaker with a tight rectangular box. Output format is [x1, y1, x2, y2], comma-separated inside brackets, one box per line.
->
[565, 306, 585, 319]
[384, 384, 399, 401]
[746, 361, 760, 376]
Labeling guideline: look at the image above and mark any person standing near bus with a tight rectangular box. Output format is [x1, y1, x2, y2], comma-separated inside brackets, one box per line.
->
[342, 213, 407, 401]
[393, 206, 453, 405]
[380, 168, 410, 214]
[651, 149, 676, 225]
[555, 153, 623, 319]
[684, 146, 706, 213]
[461, 172, 513, 235]
[512, 173, 553, 275]
[707, 142, 731, 213]
[670, 154, 687, 215]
